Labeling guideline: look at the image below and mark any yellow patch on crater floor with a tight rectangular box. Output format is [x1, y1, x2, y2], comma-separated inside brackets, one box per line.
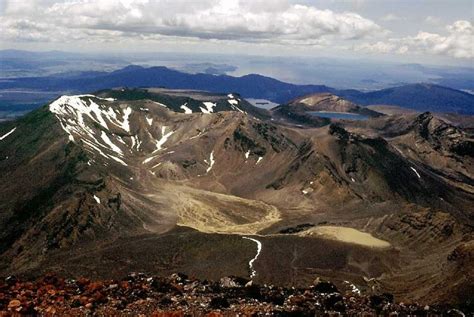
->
[300, 226, 391, 248]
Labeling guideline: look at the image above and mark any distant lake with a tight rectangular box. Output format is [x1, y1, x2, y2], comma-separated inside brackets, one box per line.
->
[307, 111, 369, 121]
[247, 98, 278, 110]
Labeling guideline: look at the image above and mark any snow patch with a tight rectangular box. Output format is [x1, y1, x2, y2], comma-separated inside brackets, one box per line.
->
[201, 102, 216, 114]
[256, 156, 263, 164]
[153, 101, 168, 108]
[146, 117, 153, 126]
[98, 97, 116, 102]
[206, 151, 215, 173]
[0, 127, 17, 141]
[155, 126, 174, 151]
[119, 107, 132, 132]
[227, 96, 245, 113]
[302, 188, 314, 195]
[93, 195, 101, 204]
[49, 95, 128, 141]
[82, 137, 127, 166]
[87, 99, 109, 129]
[82, 139, 110, 160]
[100, 131, 123, 156]
[131, 136, 142, 151]
[242, 237, 262, 279]
[152, 162, 162, 169]
[180, 103, 193, 114]
[143, 154, 160, 164]
[410, 167, 421, 179]
[108, 154, 127, 166]
[245, 150, 250, 160]
[116, 136, 126, 145]
[50, 96, 104, 129]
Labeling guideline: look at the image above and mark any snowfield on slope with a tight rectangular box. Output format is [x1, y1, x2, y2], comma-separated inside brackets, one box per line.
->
[155, 126, 174, 151]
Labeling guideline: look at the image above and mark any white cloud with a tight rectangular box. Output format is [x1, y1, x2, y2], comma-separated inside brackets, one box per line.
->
[1, 0, 471, 61]
[355, 20, 473, 59]
[402, 20, 473, 58]
[0, 0, 383, 45]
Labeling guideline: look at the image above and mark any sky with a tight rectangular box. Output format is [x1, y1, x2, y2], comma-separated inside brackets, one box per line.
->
[0, 0, 473, 66]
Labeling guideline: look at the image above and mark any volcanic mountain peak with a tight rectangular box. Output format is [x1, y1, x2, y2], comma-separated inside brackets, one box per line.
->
[45, 91, 280, 172]
[297, 92, 356, 109]
[291, 92, 382, 116]
[271, 92, 383, 127]
[0, 88, 473, 306]
[413, 112, 461, 137]
[412, 113, 474, 159]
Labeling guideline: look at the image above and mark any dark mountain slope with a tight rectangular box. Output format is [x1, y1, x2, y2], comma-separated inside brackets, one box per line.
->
[0, 66, 333, 104]
[2, 66, 473, 114]
[339, 84, 474, 114]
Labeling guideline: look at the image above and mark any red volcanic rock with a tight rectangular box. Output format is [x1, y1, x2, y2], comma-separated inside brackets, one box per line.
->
[0, 273, 468, 316]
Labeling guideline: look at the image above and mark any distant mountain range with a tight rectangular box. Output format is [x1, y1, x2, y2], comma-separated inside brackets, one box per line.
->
[339, 84, 474, 115]
[1, 65, 473, 114]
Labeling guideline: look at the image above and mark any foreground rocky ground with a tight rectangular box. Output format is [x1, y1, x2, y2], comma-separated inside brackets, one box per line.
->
[0, 273, 470, 316]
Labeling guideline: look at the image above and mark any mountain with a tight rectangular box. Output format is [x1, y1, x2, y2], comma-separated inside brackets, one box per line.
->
[272, 93, 383, 126]
[0, 65, 332, 105]
[339, 84, 474, 114]
[2, 66, 473, 114]
[0, 88, 473, 306]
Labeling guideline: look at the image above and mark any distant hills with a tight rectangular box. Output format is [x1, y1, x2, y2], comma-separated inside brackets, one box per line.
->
[339, 84, 474, 115]
[1, 65, 473, 114]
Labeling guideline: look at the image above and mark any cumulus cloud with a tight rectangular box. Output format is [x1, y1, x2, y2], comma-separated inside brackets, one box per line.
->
[0, 0, 383, 45]
[356, 20, 473, 59]
[406, 20, 473, 58]
[1, 0, 471, 60]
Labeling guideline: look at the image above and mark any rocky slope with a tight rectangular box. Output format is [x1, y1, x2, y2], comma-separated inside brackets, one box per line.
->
[0, 88, 472, 307]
